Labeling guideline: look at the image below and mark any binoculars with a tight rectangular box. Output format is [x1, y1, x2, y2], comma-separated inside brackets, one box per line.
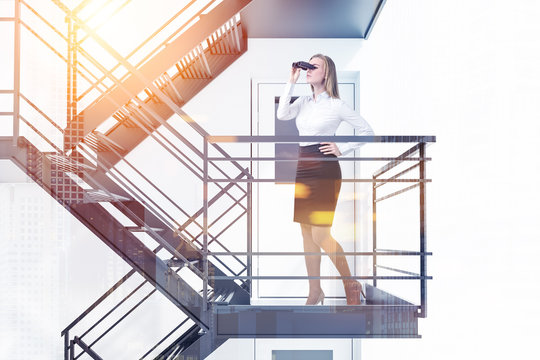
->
[292, 61, 316, 70]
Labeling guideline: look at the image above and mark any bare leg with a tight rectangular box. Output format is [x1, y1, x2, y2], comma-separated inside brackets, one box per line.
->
[301, 223, 322, 304]
[311, 225, 364, 304]
[311, 225, 351, 283]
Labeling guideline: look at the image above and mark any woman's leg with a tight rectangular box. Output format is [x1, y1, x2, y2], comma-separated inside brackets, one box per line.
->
[301, 223, 322, 304]
[310, 225, 351, 281]
[311, 225, 364, 304]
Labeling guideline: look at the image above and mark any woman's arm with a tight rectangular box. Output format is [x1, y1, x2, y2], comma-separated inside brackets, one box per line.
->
[336, 101, 374, 156]
[277, 67, 302, 120]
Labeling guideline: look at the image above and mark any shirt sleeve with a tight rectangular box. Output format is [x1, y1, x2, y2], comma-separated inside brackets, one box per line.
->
[336, 101, 374, 156]
[277, 82, 302, 120]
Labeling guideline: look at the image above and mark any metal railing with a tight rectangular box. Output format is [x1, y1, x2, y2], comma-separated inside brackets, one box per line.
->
[204, 135, 435, 317]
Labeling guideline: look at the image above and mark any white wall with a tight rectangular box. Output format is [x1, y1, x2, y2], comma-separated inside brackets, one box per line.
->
[357, 1, 540, 359]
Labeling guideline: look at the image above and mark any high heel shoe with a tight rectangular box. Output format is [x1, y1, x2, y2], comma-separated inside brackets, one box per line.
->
[305, 290, 325, 305]
[344, 281, 366, 305]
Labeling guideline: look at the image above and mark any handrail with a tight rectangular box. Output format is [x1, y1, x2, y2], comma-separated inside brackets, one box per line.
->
[208, 135, 436, 143]
[77, 0, 132, 41]
[207, 156, 430, 162]
[19, 93, 64, 133]
[207, 251, 433, 256]
[209, 276, 432, 280]
[19, 115, 63, 154]
[373, 142, 426, 178]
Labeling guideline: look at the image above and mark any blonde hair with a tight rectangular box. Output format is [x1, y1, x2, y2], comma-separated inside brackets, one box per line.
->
[310, 53, 340, 99]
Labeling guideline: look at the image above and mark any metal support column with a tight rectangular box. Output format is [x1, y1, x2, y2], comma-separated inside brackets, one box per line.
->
[13, 0, 21, 145]
[247, 178, 252, 295]
[66, 11, 80, 149]
[419, 142, 427, 317]
[64, 331, 69, 360]
[372, 174, 377, 288]
[69, 339, 75, 360]
[203, 136, 209, 313]
[66, 15, 72, 153]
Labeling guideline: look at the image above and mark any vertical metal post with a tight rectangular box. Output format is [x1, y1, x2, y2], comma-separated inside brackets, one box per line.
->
[64, 331, 69, 360]
[419, 142, 427, 317]
[246, 179, 252, 296]
[372, 175, 377, 287]
[12, 0, 21, 146]
[66, 12, 79, 150]
[203, 136, 209, 313]
[66, 15, 72, 152]
[72, 22, 78, 132]
[69, 339, 75, 360]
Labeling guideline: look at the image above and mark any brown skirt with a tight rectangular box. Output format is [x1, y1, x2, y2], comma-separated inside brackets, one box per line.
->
[294, 144, 342, 227]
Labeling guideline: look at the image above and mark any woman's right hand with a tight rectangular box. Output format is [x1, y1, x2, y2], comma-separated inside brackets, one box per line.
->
[290, 67, 301, 83]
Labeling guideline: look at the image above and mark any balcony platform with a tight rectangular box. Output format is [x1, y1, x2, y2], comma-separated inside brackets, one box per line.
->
[214, 285, 420, 338]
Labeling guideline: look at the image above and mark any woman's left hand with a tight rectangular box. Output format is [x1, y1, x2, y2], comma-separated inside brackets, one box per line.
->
[319, 142, 342, 156]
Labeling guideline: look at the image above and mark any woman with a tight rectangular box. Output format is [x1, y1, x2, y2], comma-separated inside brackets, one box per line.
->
[277, 54, 374, 305]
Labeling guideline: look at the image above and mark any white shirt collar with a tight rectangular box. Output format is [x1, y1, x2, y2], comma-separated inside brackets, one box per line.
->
[311, 91, 330, 102]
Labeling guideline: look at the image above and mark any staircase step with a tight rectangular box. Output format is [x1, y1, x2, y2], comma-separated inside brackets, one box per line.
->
[125, 226, 164, 233]
[84, 189, 131, 203]
[46, 154, 96, 173]
[154, 73, 184, 106]
[207, 16, 243, 55]
[82, 131, 126, 153]
[211, 289, 235, 305]
[176, 45, 212, 80]
[167, 258, 200, 268]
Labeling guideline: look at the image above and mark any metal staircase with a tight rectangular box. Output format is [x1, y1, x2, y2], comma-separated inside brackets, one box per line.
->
[2, 1, 254, 358]
[0, 1, 433, 359]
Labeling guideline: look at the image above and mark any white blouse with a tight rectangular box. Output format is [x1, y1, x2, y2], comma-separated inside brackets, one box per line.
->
[277, 82, 374, 156]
